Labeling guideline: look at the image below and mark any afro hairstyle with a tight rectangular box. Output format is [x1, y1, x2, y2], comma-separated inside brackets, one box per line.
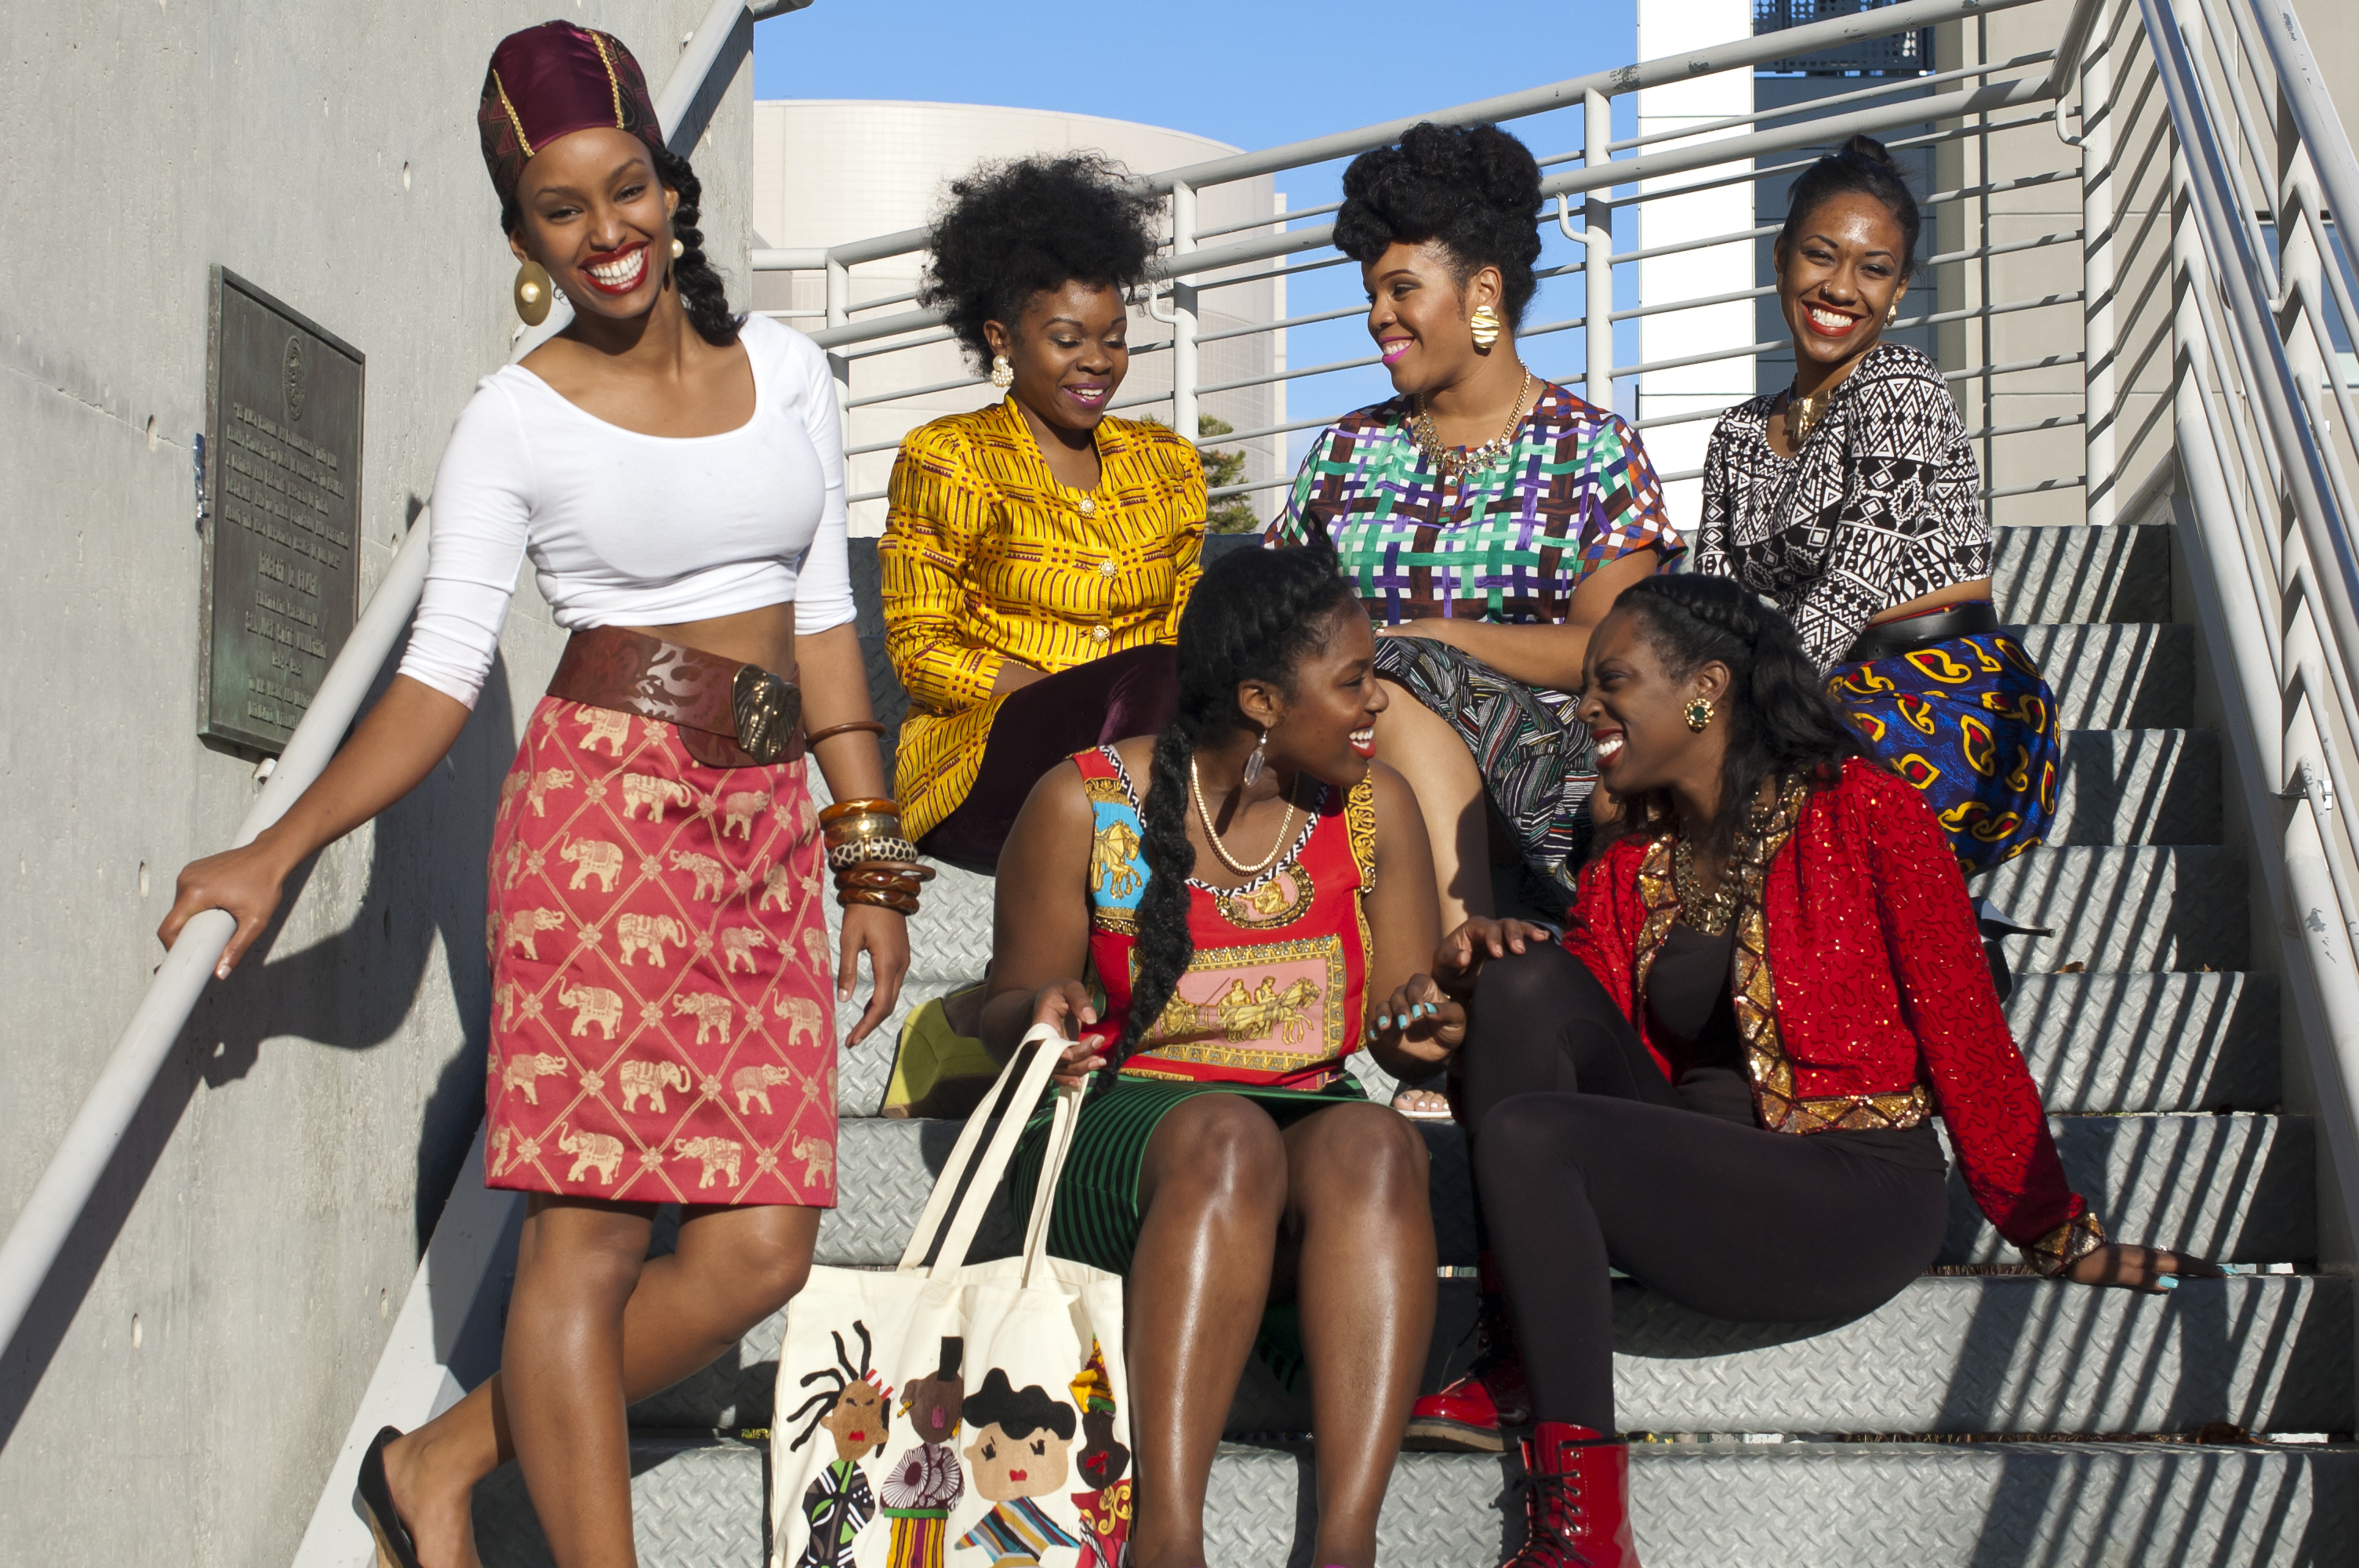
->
[919, 152, 1163, 371]
[1332, 122, 1545, 328]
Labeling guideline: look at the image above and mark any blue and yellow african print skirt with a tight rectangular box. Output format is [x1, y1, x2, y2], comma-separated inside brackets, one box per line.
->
[1826, 630, 2059, 874]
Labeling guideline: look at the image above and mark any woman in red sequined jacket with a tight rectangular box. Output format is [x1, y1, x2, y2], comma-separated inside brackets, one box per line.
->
[1405, 574, 2213, 1568]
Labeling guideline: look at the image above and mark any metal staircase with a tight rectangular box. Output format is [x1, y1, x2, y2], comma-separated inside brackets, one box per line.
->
[11, 0, 2359, 1563]
[451, 513, 2357, 1565]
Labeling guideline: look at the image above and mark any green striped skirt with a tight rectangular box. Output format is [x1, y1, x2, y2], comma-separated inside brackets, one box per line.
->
[1006, 1076, 1368, 1275]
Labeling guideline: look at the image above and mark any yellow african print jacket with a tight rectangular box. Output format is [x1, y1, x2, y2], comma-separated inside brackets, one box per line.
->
[881, 397, 1205, 837]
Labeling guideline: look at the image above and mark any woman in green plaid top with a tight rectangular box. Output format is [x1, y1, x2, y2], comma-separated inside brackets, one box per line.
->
[1268, 123, 1679, 931]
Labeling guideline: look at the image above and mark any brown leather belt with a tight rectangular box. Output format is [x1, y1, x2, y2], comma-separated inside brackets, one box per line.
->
[1840, 600, 2000, 666]
[547, 626, 803, 769]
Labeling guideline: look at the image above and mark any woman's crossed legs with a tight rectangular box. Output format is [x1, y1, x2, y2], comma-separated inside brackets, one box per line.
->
[1125, 1094, 1436, 1568]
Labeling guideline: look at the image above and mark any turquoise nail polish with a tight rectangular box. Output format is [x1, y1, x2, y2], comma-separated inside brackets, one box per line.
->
[2157, 1275, 2180, 1291]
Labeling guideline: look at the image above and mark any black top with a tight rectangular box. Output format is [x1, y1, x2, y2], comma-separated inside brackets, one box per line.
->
[1646, 921, 1945, 1171]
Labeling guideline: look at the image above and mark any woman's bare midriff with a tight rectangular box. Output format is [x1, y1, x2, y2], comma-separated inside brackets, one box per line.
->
[1868, 575, 1993, 626]
[631, 601, 798, 680]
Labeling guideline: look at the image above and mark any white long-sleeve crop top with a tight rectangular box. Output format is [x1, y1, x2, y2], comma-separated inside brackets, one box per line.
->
[398, 314, 854, 708]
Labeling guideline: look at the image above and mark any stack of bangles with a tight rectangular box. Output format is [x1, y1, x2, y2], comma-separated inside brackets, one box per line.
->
[818, 797, 934, 916]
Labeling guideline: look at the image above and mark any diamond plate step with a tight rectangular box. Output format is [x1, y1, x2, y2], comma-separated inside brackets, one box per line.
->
[2008, 971, 2278, 1111]
[1200, 1439, 2358, 1567]
[475, 1436, 764, 1568]
[1942, 1113, 2310, 1264]
[1221, 1274, 2350, 1437]
[1993, 523, 2173, 625]
[2049, 728, 2219, 846]
[2012, 623, 2194, 730]
[1984, 845, 2247, 973]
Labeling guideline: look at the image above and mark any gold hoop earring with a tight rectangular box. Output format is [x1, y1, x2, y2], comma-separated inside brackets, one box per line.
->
[1470, 305, 1503, 350]
[990, 354, 1014, 392]
[513, 260, 553, 326]
[1685, 697, 1714, 732]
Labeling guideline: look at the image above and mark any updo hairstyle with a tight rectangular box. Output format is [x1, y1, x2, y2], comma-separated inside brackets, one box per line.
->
[1332, 122, 1545, 328]
[1102, 546, 1362, 1078]
[919, 153, 1163, 371]
[1607, 575, 1863, 858]
[1776, 132, 1922, 275]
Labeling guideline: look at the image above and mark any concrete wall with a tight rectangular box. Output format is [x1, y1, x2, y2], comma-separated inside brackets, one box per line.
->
[748, 100, 1284, 534]
[0, 3, 754, 1563]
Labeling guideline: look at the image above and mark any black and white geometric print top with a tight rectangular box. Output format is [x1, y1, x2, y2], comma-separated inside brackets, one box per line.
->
[1692, 341, 1986, 673]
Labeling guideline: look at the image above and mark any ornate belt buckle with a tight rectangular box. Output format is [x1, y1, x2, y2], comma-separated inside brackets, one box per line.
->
[731, 665, 800, 764]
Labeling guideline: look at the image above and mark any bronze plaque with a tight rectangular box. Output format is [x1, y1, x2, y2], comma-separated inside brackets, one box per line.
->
[198, 267, 365, 755]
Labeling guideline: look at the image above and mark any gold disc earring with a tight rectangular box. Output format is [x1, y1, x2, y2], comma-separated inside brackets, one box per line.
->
[990, 354, 1015, 391]
[1685, 697, 1714, 732]
[513, 260, 554, 326]
[1470, 304, 1503, 350]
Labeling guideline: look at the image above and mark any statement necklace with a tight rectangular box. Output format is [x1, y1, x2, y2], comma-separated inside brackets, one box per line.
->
[1412, 369, 1533, 480]
[1669, 783, 1794, 936]
[1189, 755, 1299, 877]
[1783, 381, 1833, 447]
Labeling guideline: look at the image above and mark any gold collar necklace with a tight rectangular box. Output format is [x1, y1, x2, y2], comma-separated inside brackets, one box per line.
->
[1784, 381, 1834, 447]
[1188, 755, 1299, 877]
[1412, 370, 1533, 480]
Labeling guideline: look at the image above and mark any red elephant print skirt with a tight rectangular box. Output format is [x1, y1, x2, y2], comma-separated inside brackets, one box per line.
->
[482, 696, 838, 1207]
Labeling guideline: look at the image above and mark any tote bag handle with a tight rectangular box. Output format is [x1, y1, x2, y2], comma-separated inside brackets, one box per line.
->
[896, 1023, 1069, 1276]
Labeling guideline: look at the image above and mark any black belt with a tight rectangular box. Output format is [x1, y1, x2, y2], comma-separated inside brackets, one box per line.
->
[1841, 601, 1999, 665]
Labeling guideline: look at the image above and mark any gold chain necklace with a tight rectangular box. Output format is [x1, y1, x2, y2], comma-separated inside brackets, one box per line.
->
[1670, 781, 1798, 936]
[1188, 755, 1299, 877]
[1412, 369, 1533, 480]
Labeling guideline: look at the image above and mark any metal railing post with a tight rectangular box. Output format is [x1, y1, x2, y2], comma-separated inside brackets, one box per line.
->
[1171, 180, 1201, 440]
[2082, 0, 2121, 523]
[1584, 89, 1615, 411]
[825, 256, 852, 419]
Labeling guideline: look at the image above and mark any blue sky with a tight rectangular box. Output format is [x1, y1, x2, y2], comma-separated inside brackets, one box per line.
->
[752, 1, 1651, 449]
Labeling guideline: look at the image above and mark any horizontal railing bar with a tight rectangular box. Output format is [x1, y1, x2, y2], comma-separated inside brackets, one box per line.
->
[1592, 107, 2062, 214]
[1965, 413, 2088, 440]
[1945, 351, 2088, 380]
[755, 309, 827, 321]
[751, 246, 830, 270]
[1192, 411, 1355, 448]
[841, 327, 958, 361]
[1198, 301, 1367, 344]
[1195, 203, 1337, 243]
[847, 372, 987, 408]
[1983, 474, 2088, 499]
[807, 0, 2048, 273]
[1570, 49, 2060, 162]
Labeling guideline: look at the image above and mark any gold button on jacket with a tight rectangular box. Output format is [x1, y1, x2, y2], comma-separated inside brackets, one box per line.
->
[879, 397, 1207, 838]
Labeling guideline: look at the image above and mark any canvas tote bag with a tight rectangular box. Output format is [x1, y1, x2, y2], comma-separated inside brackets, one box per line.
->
[770, 1025, 1133, 1568]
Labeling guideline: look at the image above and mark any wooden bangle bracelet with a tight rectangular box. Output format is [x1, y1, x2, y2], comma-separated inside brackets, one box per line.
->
[820, 798, 902, 822]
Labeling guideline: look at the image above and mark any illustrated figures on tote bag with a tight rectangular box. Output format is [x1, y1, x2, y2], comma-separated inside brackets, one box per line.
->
[771, 1028, 1132, 1568]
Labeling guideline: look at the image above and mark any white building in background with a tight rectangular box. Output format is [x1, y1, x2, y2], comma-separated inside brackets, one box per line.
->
[749, 100, 1287, 535]
[1634, 0, 1758, 535]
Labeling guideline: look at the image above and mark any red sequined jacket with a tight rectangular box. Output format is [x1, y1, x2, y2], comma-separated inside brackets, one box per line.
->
[1563, 760, 2099, 1269]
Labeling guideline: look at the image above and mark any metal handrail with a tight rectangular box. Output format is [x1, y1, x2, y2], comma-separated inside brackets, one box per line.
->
[0, 0, 776, 1374]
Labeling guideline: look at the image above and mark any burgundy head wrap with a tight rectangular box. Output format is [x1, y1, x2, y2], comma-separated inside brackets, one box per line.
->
[478, 21, 667, 208]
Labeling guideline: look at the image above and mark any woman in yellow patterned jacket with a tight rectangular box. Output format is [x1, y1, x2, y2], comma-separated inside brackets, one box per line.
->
[882, 154, 1206, 873]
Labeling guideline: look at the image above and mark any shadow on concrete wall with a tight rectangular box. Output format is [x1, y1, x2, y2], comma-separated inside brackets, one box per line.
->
[0, 648, 520, 1454]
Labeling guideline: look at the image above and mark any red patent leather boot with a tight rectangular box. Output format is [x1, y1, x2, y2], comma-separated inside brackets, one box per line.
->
[1499, 1421, 1640, 1568]
[1404, 1253, 1532, 1451]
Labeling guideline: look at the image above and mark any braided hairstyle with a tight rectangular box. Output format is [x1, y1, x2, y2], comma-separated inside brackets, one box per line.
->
[500, 145, 743, 347]
[1608, 575, 1863, 858]
[1777, 133, 1921, 275]
[1104, 546, 1361, 1076]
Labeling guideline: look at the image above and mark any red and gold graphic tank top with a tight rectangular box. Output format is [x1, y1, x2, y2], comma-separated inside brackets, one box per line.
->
[1074, 745, 1376, 1091]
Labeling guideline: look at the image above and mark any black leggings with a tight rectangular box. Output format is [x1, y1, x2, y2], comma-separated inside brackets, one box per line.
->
[1464, 946, 1950, 1434]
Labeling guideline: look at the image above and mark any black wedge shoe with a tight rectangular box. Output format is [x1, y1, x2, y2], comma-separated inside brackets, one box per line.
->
[354, 1425, 424, 1568]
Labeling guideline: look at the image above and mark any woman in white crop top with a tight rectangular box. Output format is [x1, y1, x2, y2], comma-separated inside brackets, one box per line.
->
[157, 24, 893, 1567]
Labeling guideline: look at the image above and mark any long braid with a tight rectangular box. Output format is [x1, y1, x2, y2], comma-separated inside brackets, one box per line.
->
[1610, 575, 1862, 856]
[1099, 546, 1360, 1076]
[651, 147, 743, 347]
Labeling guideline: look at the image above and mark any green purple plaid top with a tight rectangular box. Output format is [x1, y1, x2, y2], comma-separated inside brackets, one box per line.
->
[1267, 383, 1681, 624]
